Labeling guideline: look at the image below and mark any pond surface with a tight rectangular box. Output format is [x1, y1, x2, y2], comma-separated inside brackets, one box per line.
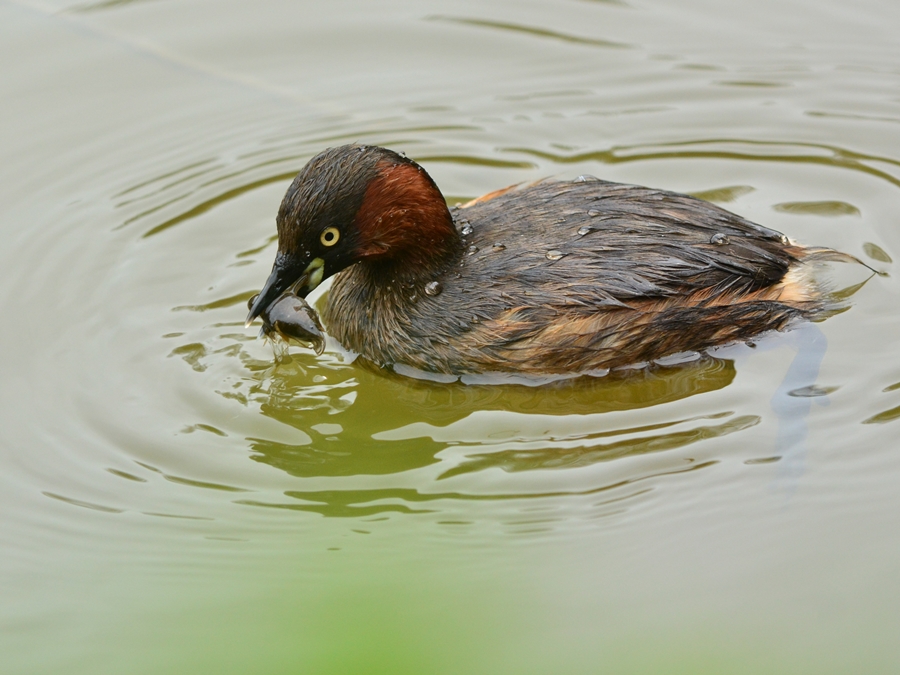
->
[2, 0, 899, 672]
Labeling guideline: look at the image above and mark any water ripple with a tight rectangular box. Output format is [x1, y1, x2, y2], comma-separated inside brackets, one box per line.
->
[428, 15, 630, 49]
[235, 460, 718, 519]
[502, 138, 900, 188]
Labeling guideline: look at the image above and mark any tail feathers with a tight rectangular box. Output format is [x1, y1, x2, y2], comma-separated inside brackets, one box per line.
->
[800, 246, 883, 274]
[787, 245, 886, 320]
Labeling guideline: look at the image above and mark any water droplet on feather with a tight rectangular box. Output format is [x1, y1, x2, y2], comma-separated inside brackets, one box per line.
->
[492, 243, 506, 251]
[710, 233, 730, 245]
[577, 226, 592, 236]
[546, 250, 565, 260]
[424, 281, 443, 296]
[461, 224, 473, 236]
[467, 245, 479, 255]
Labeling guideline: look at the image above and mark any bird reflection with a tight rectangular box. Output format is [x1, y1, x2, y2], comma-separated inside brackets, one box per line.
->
[245, 354, 736, 482]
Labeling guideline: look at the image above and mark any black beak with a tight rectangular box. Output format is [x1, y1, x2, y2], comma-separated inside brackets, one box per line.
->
[245, 253, 308, 326]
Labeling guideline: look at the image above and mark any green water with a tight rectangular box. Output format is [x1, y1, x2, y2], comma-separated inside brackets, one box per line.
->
[2, 0, 899, 673]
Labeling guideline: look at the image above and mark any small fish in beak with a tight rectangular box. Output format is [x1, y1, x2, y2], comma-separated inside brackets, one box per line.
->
[247, 289, 326, 356]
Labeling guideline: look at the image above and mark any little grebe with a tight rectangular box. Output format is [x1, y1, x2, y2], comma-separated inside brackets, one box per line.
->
[246, 144, 859, 374]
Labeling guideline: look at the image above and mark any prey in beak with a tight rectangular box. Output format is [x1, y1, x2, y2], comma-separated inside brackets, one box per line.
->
[245, 255, 326, 327]
[246, 284, 326, 356]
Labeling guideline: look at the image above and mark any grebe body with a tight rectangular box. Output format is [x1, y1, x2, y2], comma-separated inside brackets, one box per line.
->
[247, 145, 854, 375]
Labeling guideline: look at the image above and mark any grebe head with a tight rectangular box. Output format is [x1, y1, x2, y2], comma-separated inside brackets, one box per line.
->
[246, 144, 457, 325]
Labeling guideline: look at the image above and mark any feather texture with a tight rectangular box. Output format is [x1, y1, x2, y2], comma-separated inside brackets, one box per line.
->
[324, 178, 831, 374]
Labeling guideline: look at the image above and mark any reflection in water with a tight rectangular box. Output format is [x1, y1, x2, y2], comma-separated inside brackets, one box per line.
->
[505, 139, 900, 190]
[766, 271, 883, 491]
[69, 0, 165, 13]
[863, 379, 900, 425]
[769, 323, 830, 494]
[863, 405, 900, 425]
[245, 354, 736, 479]
[689, 184, 755, 203]
[42, 491, 124, 514]
[862, 242, 893, 264]
[248, 433, 443, 479]
[436, 413, 757, 479]
[773, 200, 861, 216]
[427, 16, 630, 50]
[715, 80, 789, 88]
[236, 461, 718, 518]
[143, 173, 299, 238]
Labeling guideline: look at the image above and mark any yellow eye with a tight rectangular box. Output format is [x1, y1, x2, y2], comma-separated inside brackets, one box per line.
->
[320, 227, 340, 247]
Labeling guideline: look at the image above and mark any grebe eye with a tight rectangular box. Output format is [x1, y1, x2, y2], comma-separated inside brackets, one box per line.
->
[320, 227, 340, 247]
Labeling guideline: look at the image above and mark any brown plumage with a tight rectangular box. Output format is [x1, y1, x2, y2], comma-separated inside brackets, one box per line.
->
[246, 144, 859, 375]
